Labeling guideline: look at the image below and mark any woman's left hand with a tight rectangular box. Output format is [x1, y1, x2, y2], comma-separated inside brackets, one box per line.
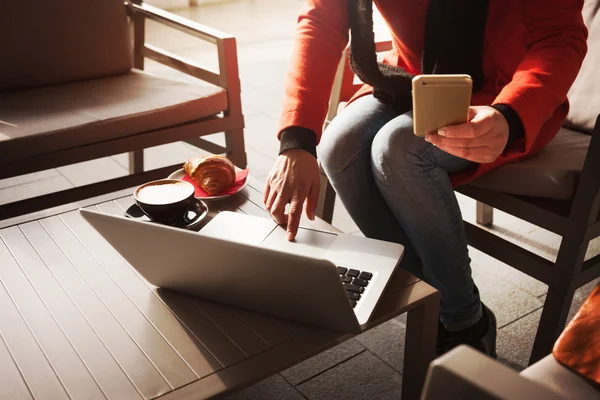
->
[425, 106, 510, 163]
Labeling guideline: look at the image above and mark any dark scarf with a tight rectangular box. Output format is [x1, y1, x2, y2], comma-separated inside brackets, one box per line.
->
[348, 0, 490, 112]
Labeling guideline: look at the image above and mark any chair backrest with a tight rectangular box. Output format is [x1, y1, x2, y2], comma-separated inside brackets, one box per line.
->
[0, 0, 132, 91]
[564, 0, 600, 134]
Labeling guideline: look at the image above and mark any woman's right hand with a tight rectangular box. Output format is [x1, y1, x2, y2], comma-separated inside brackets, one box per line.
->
[264, 149, 321, 241]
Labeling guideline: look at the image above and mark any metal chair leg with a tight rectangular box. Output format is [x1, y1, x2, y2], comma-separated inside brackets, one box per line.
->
[225, 129, 247, 169]
[476, 201, 494, 226]
[129, 150, 144, 174]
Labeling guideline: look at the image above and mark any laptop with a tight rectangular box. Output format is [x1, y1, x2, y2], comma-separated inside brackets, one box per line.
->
[79, 209, 404, 333]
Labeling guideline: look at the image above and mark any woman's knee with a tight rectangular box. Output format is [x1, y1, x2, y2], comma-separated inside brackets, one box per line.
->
[370, 112, 433, 184]
[319, 96, 394, 175]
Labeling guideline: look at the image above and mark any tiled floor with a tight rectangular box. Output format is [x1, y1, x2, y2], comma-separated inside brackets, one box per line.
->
[2, 1, 599, 399]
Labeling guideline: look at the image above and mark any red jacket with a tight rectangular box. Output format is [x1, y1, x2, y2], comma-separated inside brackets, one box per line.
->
[278, 0, 588, 185]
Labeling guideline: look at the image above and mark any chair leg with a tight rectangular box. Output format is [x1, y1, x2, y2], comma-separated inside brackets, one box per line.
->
[476, 201, 494, 226]
[225, 129, 247, 169]
[529, 284, 576, 364]
[129, 150, 144, 174]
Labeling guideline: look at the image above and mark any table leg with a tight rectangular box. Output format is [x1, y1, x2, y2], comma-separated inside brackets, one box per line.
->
[402, 293, 440, 400]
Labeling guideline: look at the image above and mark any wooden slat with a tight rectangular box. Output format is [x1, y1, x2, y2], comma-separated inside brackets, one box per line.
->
[0, 245, 69, 400]
[18, 221, 144, 400]
[587, 219, 600, 242]
[0, 332, 33, 400]
[457, 185, 568, 235]
[39, 216, 173, 398]
[145, 45, 221, 87]
[0, 228, 106, 400]
[152, 289, 246, 367]
[367, 281, 439, 330]
[0, 165, 181, 221]
[192, 299, 269, 356]
[129, 2, 232, 44]
[160, 328, 348, 400]
[0, 188, 134, 230]
[231, 309, 292, 347]
[272, 318, 315, 338]
[382, 268, 420, 294]
[464, 221, 558, 285]
[58, 211, 198, 388]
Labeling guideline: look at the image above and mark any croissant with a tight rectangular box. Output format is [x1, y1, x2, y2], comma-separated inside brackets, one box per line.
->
[184, 155, 236, 195]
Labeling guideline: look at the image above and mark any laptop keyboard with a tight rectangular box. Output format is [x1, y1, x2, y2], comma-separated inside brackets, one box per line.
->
[337, 267, 373, 308]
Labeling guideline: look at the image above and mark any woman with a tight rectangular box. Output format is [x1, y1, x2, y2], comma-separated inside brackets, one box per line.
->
[263, 0, 587, 356]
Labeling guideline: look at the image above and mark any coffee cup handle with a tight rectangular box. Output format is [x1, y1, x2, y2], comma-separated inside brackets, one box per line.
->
[182, 201, 203, 224]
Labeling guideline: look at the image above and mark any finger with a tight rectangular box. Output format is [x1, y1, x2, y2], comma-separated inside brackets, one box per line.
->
[263, 179, 271, 205]
[270, 194, 288, 225]
[305, 180, 321, 221]
[438, 112, 494, 139]
[265, 188, 278, 212]
[436, 144, 496, 163]
[426, 130, 495, 148]
[287, 196, 305, 241]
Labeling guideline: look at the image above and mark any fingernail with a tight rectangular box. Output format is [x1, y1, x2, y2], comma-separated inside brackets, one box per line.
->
[438, 128, 447, 136]
[425, 135, 432, 143]
[287, 232, 294, 241]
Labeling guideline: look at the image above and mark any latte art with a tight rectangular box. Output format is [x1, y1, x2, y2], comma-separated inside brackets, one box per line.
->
[137, 182, 192, 205]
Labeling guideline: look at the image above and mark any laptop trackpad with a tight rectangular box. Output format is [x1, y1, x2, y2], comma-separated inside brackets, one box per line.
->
[261, 226, 337, 258]
[200, 211, 277, 245]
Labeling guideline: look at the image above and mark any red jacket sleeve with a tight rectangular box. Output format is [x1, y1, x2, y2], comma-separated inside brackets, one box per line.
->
[493, 0, 588, 153]
[277, 0, 349, 143]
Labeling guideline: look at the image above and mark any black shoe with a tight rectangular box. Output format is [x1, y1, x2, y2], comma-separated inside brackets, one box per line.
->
[436, 304, 497, 358]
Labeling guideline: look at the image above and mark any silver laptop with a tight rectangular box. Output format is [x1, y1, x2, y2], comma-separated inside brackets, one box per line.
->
[79, 209, 404, 333]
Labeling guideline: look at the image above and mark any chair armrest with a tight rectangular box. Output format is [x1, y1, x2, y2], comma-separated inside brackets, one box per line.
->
[126, 1, 242, 102]
[421, 345, 565, 400]
[128, 1, 231, 43]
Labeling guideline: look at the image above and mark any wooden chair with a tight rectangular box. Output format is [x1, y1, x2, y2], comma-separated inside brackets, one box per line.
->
[317, 1, 600, 365]
[0, 0, 246, 220]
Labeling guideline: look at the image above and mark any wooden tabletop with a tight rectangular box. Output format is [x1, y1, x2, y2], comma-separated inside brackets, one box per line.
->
[0, 179, 439, 400]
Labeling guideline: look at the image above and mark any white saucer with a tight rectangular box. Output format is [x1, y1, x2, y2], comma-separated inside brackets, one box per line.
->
[167, 168, 248, 201]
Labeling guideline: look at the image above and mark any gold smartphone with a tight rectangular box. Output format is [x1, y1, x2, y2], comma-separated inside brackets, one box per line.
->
[412, 74, 472, 137]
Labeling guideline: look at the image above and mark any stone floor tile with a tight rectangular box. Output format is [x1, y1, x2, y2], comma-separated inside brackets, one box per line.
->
[0, 175, 73, 205]
[471, 262, 544, 328]
[586, 236, 600, 260]
[225, 374, 305, 400]
[496, 309, 542, 371]
[355, 316, 407, 373]
[58, 158, 128, 187]
[246, 150, 277, 183]
[469, 246, 548, 298]
[243, 113, 281, 157]
[281, 339, 365, 385]
[462, 208, 558, 262]
[297, 351, 403, 400]
[0, 169, 60, 190]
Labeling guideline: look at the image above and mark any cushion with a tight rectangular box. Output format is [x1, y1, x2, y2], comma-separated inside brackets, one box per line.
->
[564, 0, 600, 134]
[0, 0, 132, 91]
[521, 355, 600, 400]
[0, 70, 228, 163]
[470, 128, 591, 200]
[553, 282, 600, 388]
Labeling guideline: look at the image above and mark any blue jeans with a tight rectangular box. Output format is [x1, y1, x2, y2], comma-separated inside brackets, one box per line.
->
[319, 95, 481, 331]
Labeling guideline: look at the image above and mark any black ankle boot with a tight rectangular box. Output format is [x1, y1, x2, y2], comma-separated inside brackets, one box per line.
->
[436, 303, 497, 358]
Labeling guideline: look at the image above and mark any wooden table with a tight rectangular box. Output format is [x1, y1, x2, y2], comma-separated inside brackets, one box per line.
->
[0, 179, 439, 400]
